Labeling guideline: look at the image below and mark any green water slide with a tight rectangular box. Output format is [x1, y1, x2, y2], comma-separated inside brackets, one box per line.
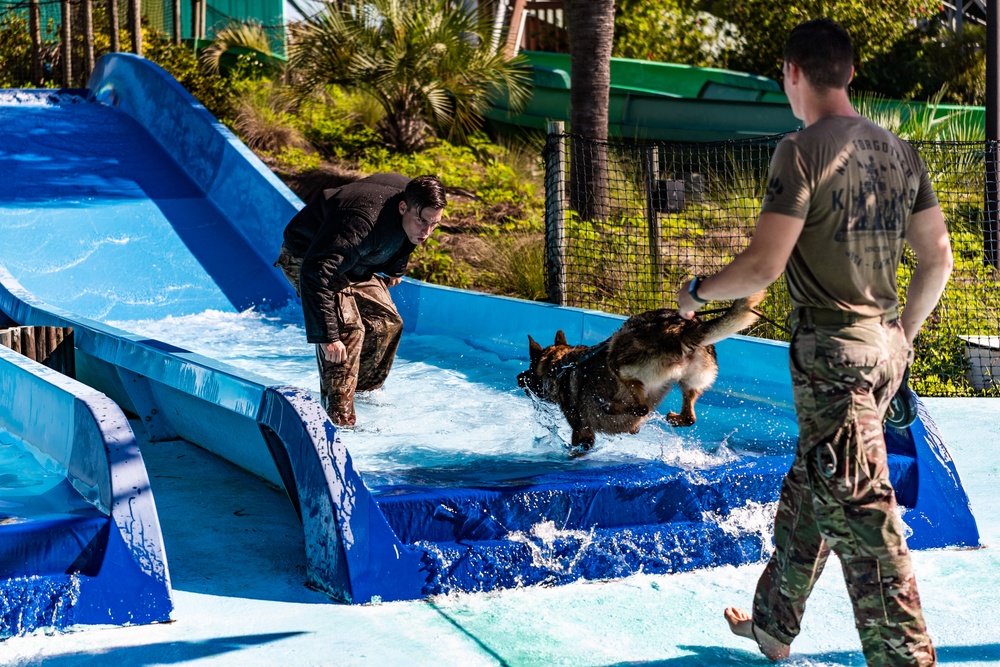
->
[487, 51, 984, 142]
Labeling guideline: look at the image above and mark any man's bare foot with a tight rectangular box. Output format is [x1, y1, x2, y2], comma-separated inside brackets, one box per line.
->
[724, 607, 790, 661]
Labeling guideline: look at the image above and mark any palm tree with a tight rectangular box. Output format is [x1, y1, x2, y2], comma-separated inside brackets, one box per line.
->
[200, 21, 281, 75]
[566, 0, 614, 221]
[288, 0, 530, 152]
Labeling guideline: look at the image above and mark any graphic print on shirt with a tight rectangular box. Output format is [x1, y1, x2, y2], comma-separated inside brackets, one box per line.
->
[766, 177, 784, 203]
[834, 141, 915, 243]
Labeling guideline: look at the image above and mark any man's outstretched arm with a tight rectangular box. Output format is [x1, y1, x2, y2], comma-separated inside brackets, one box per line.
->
[676, 212, 804, 318]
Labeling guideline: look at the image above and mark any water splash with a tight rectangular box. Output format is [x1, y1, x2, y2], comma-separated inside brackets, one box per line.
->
[506, 520, 595, 576]
[704, 500, 778, 561]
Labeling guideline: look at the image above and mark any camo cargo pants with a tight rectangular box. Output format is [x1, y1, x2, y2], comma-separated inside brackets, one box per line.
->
[274, 246, 403, 427]
[752, 311, 936, 667]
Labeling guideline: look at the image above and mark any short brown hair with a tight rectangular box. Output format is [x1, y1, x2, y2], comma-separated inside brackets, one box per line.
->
[784, 19, 854, 91]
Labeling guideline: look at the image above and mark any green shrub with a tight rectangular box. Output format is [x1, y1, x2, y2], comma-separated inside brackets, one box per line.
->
[476, 231, 547, 300]
[227, 78, 306, 152]
[406, 237, 471, 288]
[0, 13, 35, 87]
[143, 30, 236, 120]
[264, 146, 322, 172]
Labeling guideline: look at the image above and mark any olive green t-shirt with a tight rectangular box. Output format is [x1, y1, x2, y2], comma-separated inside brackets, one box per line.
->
[760, 115, 938, 316]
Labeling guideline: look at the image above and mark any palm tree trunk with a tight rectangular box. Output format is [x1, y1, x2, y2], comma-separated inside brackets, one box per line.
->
[566, 0, 614, 221]
[29, 0, 42, 86]
[82, 0, 95, 80]
[108, 0, 120, 52]
[129, 0, 142, 55]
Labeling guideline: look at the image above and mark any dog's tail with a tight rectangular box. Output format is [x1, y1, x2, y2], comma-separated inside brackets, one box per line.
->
[693, 289, 766, 347]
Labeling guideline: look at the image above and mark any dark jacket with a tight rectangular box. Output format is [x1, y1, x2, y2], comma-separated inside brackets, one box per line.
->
[283, 173, 415, 343]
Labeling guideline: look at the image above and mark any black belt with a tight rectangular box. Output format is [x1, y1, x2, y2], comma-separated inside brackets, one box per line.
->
[792, 306, 899, 328]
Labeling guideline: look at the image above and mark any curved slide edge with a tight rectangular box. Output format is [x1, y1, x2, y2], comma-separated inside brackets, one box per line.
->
[0, 265, 429, 604]
[85, 53, 301, 313]
[0, 341, 172, 636]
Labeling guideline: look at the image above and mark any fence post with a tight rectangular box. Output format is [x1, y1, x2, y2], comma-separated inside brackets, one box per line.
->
[129, 0, 142, 55]
[545, 120, 567, 306]
[988, 0, 999, 268]
[644, 144, 663, 293]
[173, 0, 182, 45]
[29, 0, 42, 85]
[108, 0, 120, 52]
[60, 0, 71, 87]
[192, 0, 205, 40]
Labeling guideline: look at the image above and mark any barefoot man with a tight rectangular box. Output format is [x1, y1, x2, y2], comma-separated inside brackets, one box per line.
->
[675, 19, 952, 665]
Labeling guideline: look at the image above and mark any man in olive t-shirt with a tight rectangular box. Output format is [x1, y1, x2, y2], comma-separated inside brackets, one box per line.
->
[766, 118, 939, 317]
[675, 19, 952, 666]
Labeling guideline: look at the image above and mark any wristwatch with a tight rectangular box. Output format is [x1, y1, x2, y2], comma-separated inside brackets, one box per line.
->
[688, 276, 709, 304]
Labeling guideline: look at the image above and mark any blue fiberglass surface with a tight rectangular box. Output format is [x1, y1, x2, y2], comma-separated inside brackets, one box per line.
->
[105, 310, 952, 596]
[0, 430, 97, 519]
[0, 64, 978, 602]
[0, 430, 109, 578]
[0, 92, 248, 320]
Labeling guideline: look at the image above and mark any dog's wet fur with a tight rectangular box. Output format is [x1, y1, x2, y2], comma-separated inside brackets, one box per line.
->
[517, 292, 765, 455]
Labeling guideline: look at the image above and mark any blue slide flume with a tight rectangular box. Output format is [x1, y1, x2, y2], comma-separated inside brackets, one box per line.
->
[0, 53, 981, 613]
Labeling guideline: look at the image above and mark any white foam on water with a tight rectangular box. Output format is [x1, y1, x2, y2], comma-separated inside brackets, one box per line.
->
[108, 308, 748, 483]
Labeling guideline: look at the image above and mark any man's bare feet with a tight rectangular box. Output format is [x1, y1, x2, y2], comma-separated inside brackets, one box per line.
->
[724, 607, 790, 661]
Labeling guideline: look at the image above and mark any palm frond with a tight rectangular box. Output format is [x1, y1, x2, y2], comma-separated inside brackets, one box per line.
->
[287, 0, 532, 151]
[200, 20, 276, 75]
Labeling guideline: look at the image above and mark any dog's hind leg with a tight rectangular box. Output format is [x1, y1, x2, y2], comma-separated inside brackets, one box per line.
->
[666, 384, 703, 427]
[602, 378, 650, 416]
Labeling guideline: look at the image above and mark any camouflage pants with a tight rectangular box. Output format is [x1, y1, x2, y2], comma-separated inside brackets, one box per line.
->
[274, 245, 403, 426]
[752, 313, 936, 667]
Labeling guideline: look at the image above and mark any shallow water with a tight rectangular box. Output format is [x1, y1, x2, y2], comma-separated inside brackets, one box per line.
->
[0, 431, 97, 520]
[0, 432, 54, 498]
[107, 308, 799, 488]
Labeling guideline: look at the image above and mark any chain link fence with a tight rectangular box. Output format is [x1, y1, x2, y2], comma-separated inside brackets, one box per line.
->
[544, 129, 1000, 397]
[2, 0, 145, 87]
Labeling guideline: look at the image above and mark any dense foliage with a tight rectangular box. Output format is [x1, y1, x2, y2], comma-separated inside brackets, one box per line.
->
[288, 0, 530, 152]
[613, 0, 985, 104]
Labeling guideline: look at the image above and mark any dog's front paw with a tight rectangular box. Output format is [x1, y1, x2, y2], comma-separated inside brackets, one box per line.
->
[627, 404, 650, 417]
[666, 411, 695, 427]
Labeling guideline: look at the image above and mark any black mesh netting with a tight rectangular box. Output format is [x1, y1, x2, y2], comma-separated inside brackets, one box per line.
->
[544, 132, 1000, 397]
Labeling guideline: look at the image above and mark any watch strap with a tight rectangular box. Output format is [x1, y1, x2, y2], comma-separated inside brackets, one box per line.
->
[688, 276, 709, 304]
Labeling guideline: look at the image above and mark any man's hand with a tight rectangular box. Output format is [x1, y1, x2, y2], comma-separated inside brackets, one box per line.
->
[383, 276, 402, 288]
[322, 341, 348, 364]
[676, 279, 702, 320]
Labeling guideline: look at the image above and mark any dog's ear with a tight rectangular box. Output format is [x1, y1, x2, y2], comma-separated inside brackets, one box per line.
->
[528, 335, 542, 362]
[554, 330, 568, 346]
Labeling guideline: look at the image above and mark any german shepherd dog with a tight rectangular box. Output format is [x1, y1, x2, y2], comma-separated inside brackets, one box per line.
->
[517, 292, 765, 455]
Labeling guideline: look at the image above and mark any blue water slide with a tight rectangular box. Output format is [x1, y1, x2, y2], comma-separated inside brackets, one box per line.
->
[0, 52, 980, 605]
[0, 334, 172, 635]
